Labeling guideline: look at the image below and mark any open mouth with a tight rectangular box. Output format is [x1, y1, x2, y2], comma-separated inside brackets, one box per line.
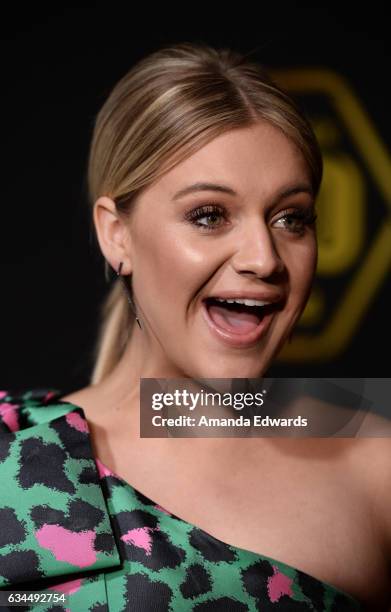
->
[201, 297, 280, 347]
[204, 298, 271, 334]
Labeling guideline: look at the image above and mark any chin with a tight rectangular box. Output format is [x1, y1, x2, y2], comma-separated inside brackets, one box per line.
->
[190, 358, 271, 381]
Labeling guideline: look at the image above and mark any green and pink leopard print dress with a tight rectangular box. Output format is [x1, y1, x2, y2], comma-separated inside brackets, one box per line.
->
[0, 388, 363, 611]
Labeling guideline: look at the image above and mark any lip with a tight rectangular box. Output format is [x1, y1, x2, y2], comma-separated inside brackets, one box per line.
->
[207, 290, 283, 303]
[201, 299, 277, 348]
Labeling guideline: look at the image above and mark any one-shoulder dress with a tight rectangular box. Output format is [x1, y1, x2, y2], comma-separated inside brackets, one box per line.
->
[0, 388, 363, 611]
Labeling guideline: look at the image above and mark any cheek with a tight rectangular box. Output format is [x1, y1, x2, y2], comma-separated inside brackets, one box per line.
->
[134, 225, 215, 303]
[285, 240, 317, 305]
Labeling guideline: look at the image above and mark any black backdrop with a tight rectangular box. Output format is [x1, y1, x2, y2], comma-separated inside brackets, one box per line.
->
[1, 4, 390, 393]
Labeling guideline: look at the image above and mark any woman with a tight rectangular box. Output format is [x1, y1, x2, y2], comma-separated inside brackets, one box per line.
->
[0, 42, 390, 611]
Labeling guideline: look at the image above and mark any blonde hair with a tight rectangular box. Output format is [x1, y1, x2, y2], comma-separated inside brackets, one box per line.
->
[87, 42, 323, 385]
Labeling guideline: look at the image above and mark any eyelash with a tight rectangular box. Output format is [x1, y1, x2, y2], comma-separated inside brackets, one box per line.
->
[184, 203, 317, 234]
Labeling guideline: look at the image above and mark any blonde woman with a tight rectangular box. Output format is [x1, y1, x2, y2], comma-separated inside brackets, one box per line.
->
[0, 43, 389, 611]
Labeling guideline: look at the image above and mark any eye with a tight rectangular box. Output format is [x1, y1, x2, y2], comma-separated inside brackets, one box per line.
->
[273, 208, 317, 234]
[184, 204, 228, 231]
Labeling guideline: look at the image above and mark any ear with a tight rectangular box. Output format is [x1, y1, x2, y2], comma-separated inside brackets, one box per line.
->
[93, 196, 132, 274]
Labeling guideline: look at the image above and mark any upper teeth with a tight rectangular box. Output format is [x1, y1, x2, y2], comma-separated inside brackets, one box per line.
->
[215, 298, 268, 307]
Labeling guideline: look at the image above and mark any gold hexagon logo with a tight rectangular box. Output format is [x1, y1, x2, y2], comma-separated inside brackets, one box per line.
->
[269, 68, 391, 362]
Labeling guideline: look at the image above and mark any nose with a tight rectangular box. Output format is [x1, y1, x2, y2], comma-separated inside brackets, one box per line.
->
[231, 218, 285, 279]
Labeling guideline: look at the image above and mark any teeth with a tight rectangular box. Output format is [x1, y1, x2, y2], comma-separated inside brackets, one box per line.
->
[215, 298, 269, 307]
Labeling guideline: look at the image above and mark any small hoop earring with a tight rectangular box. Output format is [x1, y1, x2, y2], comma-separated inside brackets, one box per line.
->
[117, 262, 142, 330]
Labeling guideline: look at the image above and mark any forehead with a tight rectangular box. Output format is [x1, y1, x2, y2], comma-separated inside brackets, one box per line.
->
[145, 121, 310, 201]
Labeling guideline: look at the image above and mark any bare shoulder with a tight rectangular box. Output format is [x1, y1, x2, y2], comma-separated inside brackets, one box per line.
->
[350, 414, 391, 568]
[353, 412, 391, 501]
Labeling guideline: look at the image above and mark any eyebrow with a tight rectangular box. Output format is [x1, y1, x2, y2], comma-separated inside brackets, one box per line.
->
[172, 181, 314, 203]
